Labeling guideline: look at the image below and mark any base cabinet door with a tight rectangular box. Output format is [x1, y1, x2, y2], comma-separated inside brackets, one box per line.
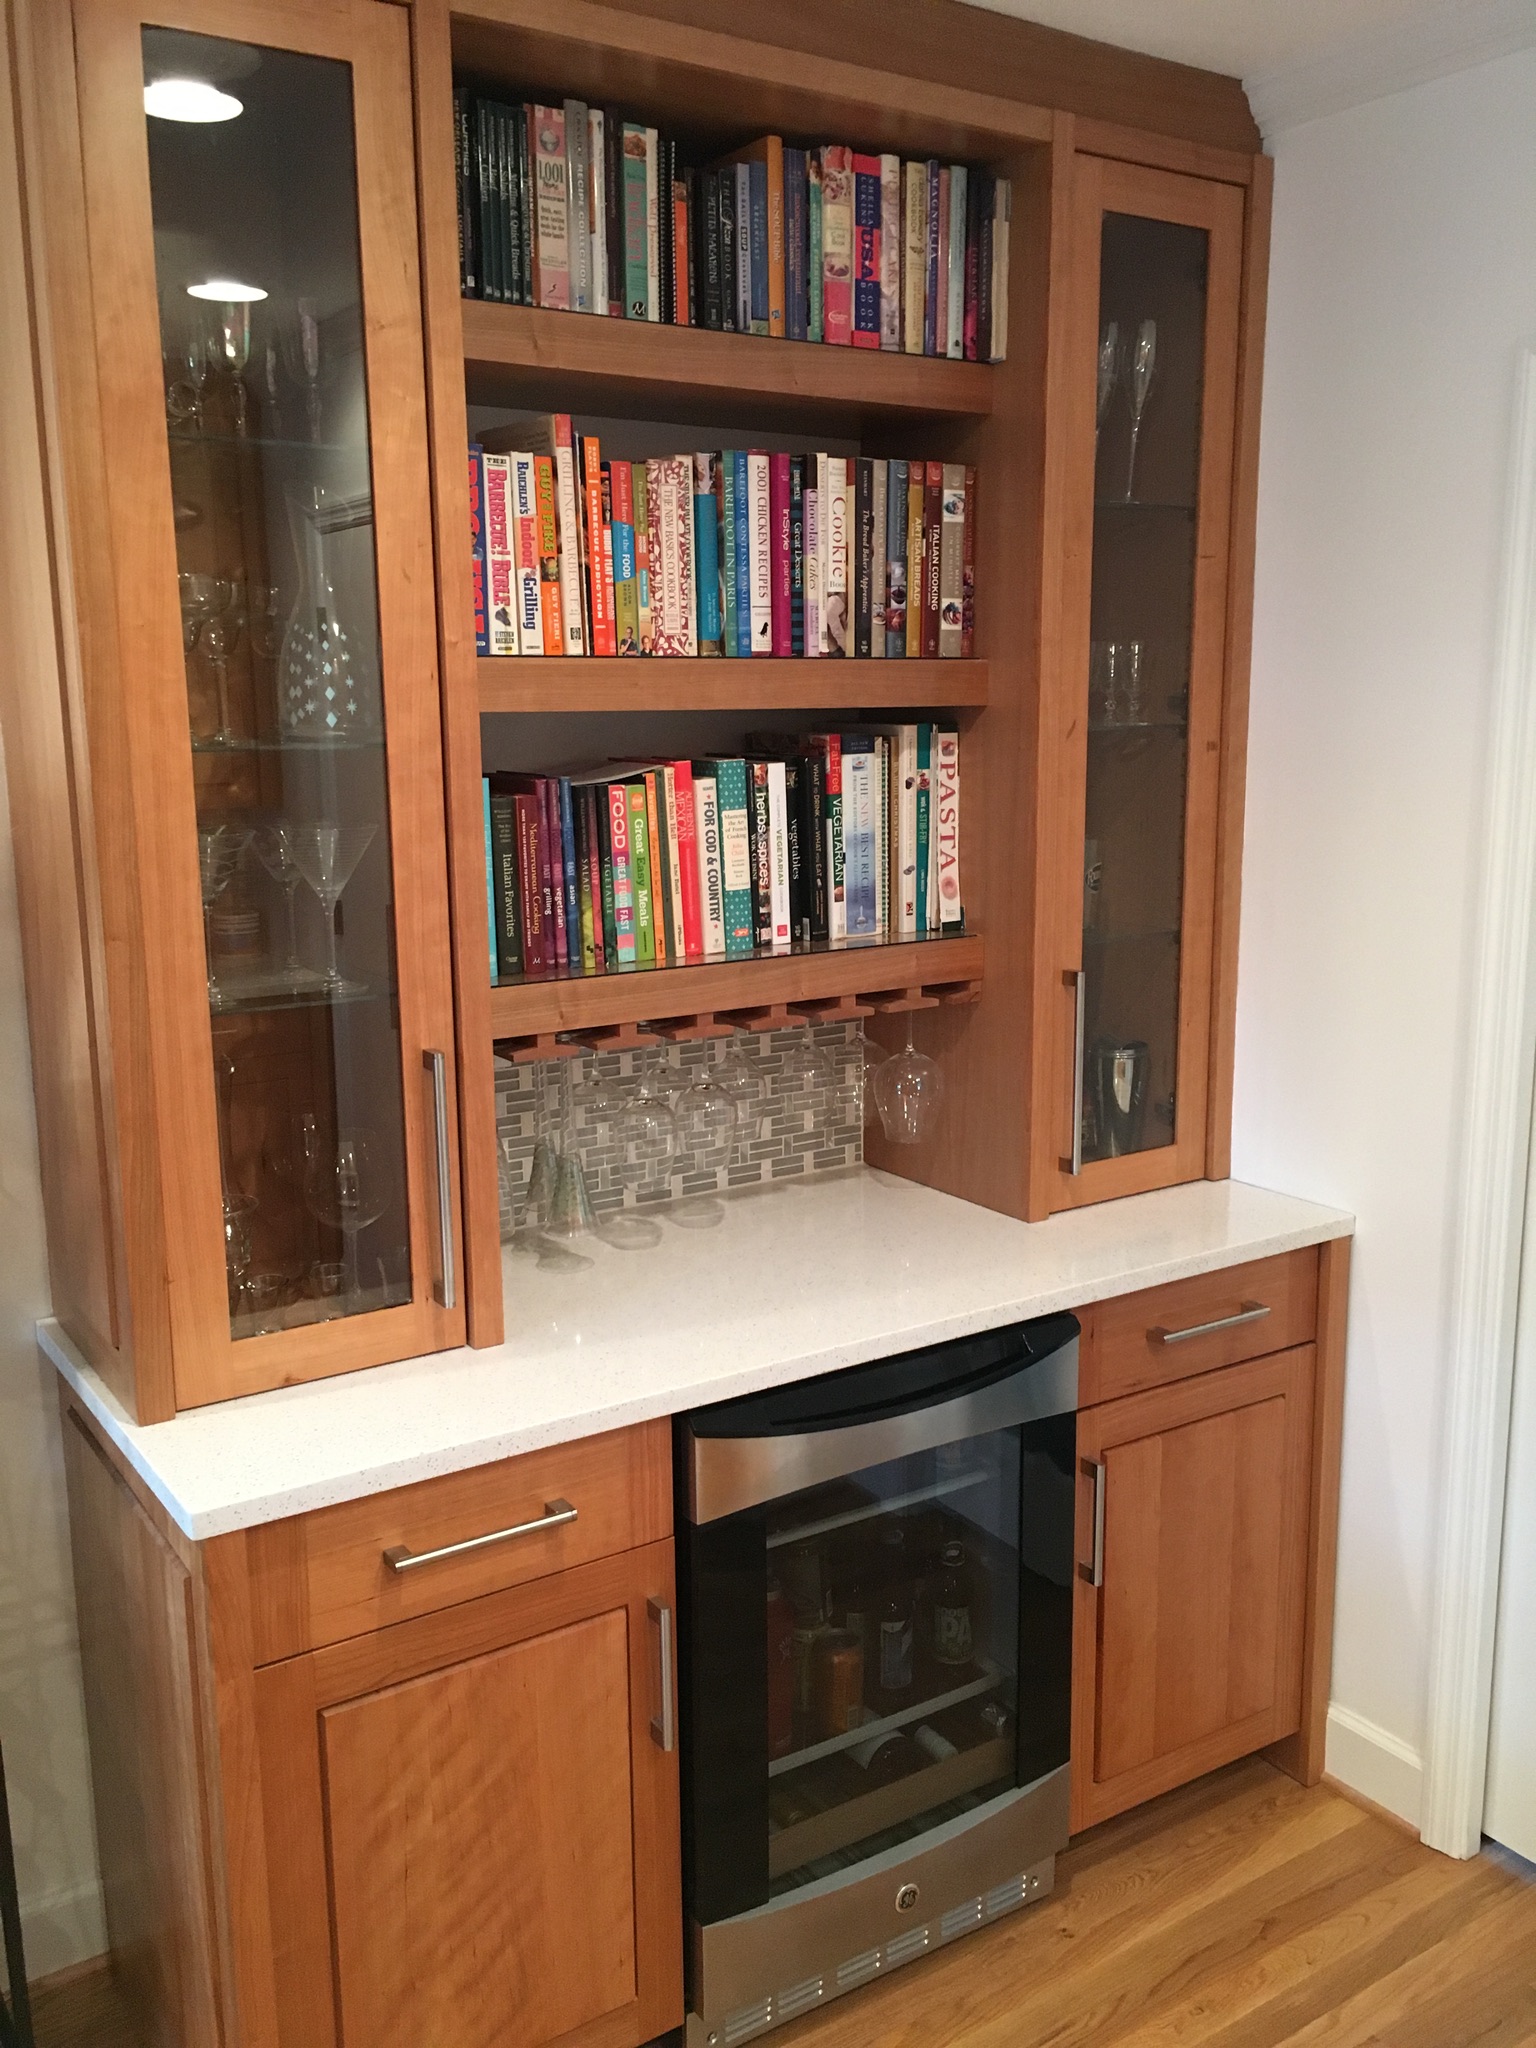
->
[253, 1541, 682, 2048]
[1071, 1347, 1314, 1830]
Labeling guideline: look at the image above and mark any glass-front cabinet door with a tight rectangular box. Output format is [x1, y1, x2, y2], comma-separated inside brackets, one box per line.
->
[1051, 157, 1246, 1211]
[73, 0, 462, 1403]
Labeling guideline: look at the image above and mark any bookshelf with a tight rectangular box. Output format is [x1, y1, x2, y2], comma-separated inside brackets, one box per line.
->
[477, 657, 990, 714]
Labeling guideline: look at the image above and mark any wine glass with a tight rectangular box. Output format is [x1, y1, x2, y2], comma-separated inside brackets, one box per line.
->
[871, 1014, 946, 1146]
[197, 825, 250, 1008]
[1096, 319, 1120, 448]
[613, 1048, 677, 1197]
[205, 298, 252, 436]
[165, 306, 208, 431]
[288, 822, 376, 992]
[833, 1027, 886, 1133]
[670, 1076, 737, 1230]
[281, 296, 324, 443]
[304, 1126, 389, 1303]
[1124, 318, 1157, 502]
[200, 579, 244, 746]
[251, 823, 306, 975]
[716, 1031, 763, 1148]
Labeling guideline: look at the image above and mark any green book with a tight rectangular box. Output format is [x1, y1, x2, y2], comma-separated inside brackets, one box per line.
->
[708, 756, 754, 958]
[915, 723, 932, 935]
[623, 121, 649, 320]
[649, 771, 678, 964]
[626, 782, 656, 966]
[720, 452, 738, 657]
[808, 148, 824, 344]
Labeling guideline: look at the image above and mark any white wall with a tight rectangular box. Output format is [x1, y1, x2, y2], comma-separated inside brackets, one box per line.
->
[1233, 50, 1536, 1824]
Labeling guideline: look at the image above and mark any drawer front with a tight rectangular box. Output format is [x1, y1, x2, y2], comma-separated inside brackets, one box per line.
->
[244, 1418, 672, 1662]
[1079, 1249, 1319, 1405]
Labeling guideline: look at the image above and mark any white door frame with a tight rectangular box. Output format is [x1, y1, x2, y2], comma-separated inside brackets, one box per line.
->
[1422, 347, 1536, 1857]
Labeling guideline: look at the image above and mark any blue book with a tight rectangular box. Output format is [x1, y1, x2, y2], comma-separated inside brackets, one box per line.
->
[468, 442, 489, 656]
[914, 725, 931, 933]
[841, 734, 878, 939]
[784, 147, 807, 342]
[707, 756, 754, 957]
[732, 449, 752, 657]
[720, 451, 738, 655]
[559, 779, 580, 954]
[748, 158, 769, 334]
[852, 157, 881, 346]
[694, 455, 723, 651]
[483, 776, 497, 977]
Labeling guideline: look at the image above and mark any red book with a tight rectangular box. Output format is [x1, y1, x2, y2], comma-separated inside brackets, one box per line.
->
[673, 180, 691, 325]
[541, 776, 567, 968]
[961, 464, 976, 657]
[467, 448, 487, 653]
[851, 152, 881, 350]
[670, 759, 703, 957]
[821, 145, 853, 348]
[582, 435, 617, 655]
[513, 791, 546, 973]
[770, 454, 792, 656]
[923, 461, 943, 659]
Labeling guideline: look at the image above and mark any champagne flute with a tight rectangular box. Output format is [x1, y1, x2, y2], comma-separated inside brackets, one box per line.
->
[1096, 319, 1120, 449]
[251, 823, 306, 974]
[200, 579, 244, 746]
[1124, 318, 1157, 502]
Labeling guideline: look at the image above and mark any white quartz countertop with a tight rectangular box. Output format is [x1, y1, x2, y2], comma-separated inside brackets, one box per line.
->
[41, 1171, 1352, 1542]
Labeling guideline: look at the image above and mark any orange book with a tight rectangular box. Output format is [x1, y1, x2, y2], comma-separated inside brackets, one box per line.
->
[672, 180, 691, 326]
[581, 434, 616, 656]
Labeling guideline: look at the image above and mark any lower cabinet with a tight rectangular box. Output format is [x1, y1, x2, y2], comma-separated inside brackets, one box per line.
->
[253, 1538, 682, 2048]
[1071, 1345, 1315, 1831]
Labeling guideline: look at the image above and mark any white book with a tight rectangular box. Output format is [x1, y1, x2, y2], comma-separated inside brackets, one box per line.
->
[875, 738, 889, 938]
[645, 126, 661, 321]
[765, 759, 791, 950]
[825, 457, 849, 657]
[587, 109, 606, 317]
[991, 179, 1011, 363]
[879, 154, 902, 351]
[510, 453, 543, 656]
[693, 771, 727, 958]
[747, 451, 772, 655]
[903, 161, 926, 355]
[803, 487, 821, 658]
[946, 165, 967, 360]
[482, 452, 517, 656]
[870, 460, 888, 659]
[815, 453, 831, 655]
[878, 724, 918, 935]
[564, 101, 591, 312]
[935, 726, 962, 931]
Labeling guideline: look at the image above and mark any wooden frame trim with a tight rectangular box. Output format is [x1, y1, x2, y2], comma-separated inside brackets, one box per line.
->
[1073, 117, 1254, 188]
[1205, 152, 1273, 1180]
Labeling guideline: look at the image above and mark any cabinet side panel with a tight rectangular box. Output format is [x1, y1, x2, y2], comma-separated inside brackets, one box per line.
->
[59, 1404, 223, 2047]
[0, 0, 124, 1384]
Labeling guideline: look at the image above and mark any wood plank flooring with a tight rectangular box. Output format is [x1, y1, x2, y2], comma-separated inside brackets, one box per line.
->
[28, 1761, 1536, 2048]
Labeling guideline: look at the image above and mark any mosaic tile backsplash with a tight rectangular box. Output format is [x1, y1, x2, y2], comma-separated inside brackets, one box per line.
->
[495, 1022, 868, 1236]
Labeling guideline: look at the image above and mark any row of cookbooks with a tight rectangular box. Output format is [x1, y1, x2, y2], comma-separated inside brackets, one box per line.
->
[453, 90, 1012, 363]
[470, 419, 976, 659]
[482, 729, 963, 980]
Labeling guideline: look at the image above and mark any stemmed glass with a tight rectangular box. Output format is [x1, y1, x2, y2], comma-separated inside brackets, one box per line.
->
[282, 296, 324, 444]
[545, 1061, 600, 1243]
[716, 1030, 763, 1150]
[200, 579, 245, 747]
[205, 299, 252, 436]
[671, 1073, 737, 1229]
[180, 571, 230, 741]
[304, 1126, 389, 1304]
[834, 1026, 886, 1133]
[1096, 319, 1120, 450]
[165, 307, 208, 432]
[871, 1014, 946, 1146]
[288, 823, 376, 993]
[197, 824, 251, 1009]
[1124, 318, 1158, 502]
[251, 823, 307, 975]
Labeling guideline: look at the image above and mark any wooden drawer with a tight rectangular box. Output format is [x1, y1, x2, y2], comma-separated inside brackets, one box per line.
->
[1079, 1249, 1318, 1405]
[242, 1419, 672, 1662]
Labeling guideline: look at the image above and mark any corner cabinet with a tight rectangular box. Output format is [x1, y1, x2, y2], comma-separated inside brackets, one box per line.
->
[21, 0, 465, 1418]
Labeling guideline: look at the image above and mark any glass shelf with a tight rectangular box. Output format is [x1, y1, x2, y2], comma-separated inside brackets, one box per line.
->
[192, 732, 383, 757]
[767, 1467, 991, 1553]
[1088, 717, 1188, 738]
[1083, 926, 1180, 947]
[769, 1660, 1003, 1779]
[1092, 497, 1196, 514]
[207, 968, 380, 1016]
[168, 429, 352, 457]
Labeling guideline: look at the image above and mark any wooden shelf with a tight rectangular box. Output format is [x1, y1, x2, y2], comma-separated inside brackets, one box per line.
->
[462, 300, 997, 432]
[478, 656, 989, 715]
[489, 933, 983, 1050]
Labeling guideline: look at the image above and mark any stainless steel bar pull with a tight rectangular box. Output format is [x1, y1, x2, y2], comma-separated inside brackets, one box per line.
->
[1068, 969, 1087, 1176]
[648, 1598, 675, 1753]
[423, 1049, 456, 1310]
[382, 1498, 577, 1573]
[1079, 1459, 1106, 1588]
[1151, 1302, 1271, 1346]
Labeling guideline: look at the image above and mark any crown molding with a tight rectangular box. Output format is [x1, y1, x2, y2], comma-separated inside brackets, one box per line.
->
[1246, 0, 1536, 136]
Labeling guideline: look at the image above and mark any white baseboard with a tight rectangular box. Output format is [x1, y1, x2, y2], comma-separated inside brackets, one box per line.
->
[1325, 1704, 1425, 1830]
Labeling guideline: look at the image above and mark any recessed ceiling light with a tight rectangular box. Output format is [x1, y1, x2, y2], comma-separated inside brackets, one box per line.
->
[144, 77, 243, 123]
[187, 279, 268, 302]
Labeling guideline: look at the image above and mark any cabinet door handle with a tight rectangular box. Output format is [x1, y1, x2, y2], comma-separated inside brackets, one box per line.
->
[382, 1498, 577, 1573]
[1079, 1458, 1106, 1588]
[648, 1598, 675, 1753]
[1150, 1302, 1271, 1346]
[1067, 969, 1087, 1176]
[424, 1049, 456, 1311]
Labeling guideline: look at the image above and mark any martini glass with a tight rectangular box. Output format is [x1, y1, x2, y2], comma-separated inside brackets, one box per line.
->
[871, 1014, 946, 1146]
[198, 825, 250, 1009]
[289, 823, 376, 993]
[1124, 318, 1158, 502]
[304, 1126, 389, 1303]
[251, 823, 306, 975]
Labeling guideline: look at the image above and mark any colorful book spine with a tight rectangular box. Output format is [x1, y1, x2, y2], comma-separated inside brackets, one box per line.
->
[732, 449, 752, 657]
[717, 166, 736, 333]
[789, 456, 805, 657]
[870, 458, 888, 659]
[946, 166, 967, 360]
[528, 105, 570, 310]
[990, 179, 1011, 363]
[935, 725, 962, 931]
[903, 160, 926, 355]
[623, 122, 648, 318]
[533, 455, 562, 652]
[483, 777, 496, 974]
[711, 757, 754, 957]
[924, 460, 944, 659]
[607, 782, 637, 964]
[962, 169, 981, 364]
[564, 99, 591, 312]
[541, 777, 566, 967]
[765, 136, 786, 336]
[636, 776, 663, 960]
[784, 146, 808, 342]
[734, 163, 752, 332]
[652, 769, 678, 961]
[879, 154, 902, 351]
[807, 149, 824, 344]
[552, 418, 586, 654]
[939, 463, 966, 657]
[923, 159, 941, 356]
[644, 125, 661, 321]
[633, 459, 653, 653]
[588, 107, 606, 321]
[935, 166, 951, 361]
[748, 760, 772, 946]
[511, 453, 543, 656]
[670, 760, 701, 956]
[803, 485, 820, 658]
[489, 788, 521, 977]
[694, 453, 723, 654]
[824, 456, 849, 657]
[650, 454, 696, 656]
[853, 456, 874, 659]
[769, 453, 792, 656]
[610, 460, 639, 655]
[961, 464, 976, 657]
[513, 789, 546, 973]
[576, 785, 598, 972]
[692, 766, 726, 957]
[468, 444, 488, 655]
[483, 452, 517, 656]
[906, 461, 925, 660]
[820, 145, 853, 346]
[842, 737, 877, 939]
[820, 733, 846, 941]
[719, 452, 738, 657]
[766, 757, 791, 949]
[582, 435, 616, 654]
[748, 450, 772, 655]
[559, 778, 580, 955]
[914, 724, 931, 935]
[886, 459, 909, 658]
[851, 153, 881, 349]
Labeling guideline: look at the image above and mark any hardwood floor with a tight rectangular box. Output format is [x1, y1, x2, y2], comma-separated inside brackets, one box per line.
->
[28, 1761, 1536, 2048]
[776, 1760, 1536, 2048]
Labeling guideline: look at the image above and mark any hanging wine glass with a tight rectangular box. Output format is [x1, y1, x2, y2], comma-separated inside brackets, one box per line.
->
[1124, 318, 1158, 503]
[833, 1026, 886, 1133]
[716, 1029, 763, 1149]
[197, 824, 250, 1010]
[279, 488, 375, 741]
[251, 823, 307, 975]
[1096, 319, 1120, 448]
[871, 1013, 946, 1146]
[778, 1021, 835, 1093]
[288, 822, 376, 993]
[304, 1125, 389, 1303]
[613, 1046, 677, 1204]
[671, 1076, 737, 1230]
